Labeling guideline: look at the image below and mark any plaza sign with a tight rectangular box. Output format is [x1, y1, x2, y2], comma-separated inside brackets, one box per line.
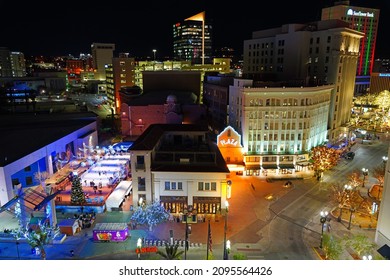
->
[219, 138, 238, 147]
[217, 126, 242, 148]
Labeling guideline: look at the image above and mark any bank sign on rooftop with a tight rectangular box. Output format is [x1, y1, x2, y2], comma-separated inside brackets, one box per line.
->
[347, 8, 374, 18]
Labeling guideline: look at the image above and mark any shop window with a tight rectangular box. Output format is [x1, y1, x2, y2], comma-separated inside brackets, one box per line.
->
[12, 178, 20, 186]
[138, 177, 146, 191]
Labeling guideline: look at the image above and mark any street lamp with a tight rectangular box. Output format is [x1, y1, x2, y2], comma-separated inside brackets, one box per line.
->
[183, 209, 189, 260]
[348, 205, 355, 230]
[137, 238, 142, 259]
[223, 201, 229, 260]
[152, 49, 156, 61]
[382, 156, 388, 173]
[362, 254, 372, 260]
[225, 240, 231, 259]
[361, 130, 367, 143]
[15, 241, 20, 259]
[362, 168, 368, 189]
[319, 211, 328, 248]
[226, 180, 232, 199]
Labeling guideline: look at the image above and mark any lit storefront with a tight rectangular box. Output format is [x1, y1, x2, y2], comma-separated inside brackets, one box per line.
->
[193, 196, 221, 214]
[160, 196, 187, 214]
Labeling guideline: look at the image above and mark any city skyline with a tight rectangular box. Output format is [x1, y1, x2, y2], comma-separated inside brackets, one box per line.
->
[1, 0, 389, 59]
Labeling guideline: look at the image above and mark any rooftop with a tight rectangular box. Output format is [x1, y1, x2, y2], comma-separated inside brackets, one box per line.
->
[0, 112, 98, 167]
[129, 124, 230, 173]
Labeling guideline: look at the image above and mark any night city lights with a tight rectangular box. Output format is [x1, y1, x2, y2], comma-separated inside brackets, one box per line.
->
[1, 1, 389, 280]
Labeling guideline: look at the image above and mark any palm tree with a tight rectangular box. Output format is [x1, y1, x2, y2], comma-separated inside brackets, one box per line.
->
[13, 219, 59, 260]
[233, 253, 247, 260]
[322, 234, 343, 260]
[344, 234, 376, 258]
[156, 243, 184, 260]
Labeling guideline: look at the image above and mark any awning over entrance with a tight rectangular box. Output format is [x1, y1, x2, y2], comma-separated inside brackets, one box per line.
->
[0, 186, 60, 216]
[227, 164, 245, 171]
[245, 164, 260, 170]
[193, 196, 221, 205]
[296, 161, 312, 167]
[261, 164, 278, 169]
[278, 164, 295, 169]
[160, 196, 187, 203]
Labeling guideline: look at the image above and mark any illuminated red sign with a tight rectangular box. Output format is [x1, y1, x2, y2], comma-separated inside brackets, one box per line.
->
[135, 246, 158, 254]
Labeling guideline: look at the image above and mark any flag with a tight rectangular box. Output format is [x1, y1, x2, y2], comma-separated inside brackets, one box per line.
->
[185, 11, 205, 22]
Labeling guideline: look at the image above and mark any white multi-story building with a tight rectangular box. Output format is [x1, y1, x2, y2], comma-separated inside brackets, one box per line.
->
[129, 124, 230, 218]
[243, 19, 363, 143]
[229, 78, 333, 175]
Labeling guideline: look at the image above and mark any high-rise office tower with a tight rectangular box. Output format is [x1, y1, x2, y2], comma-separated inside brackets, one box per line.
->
[243, 20, 363, 143]
[91, 42, 115, 80]
[322, 1, 380, 94]
[173, 11, 213, 64]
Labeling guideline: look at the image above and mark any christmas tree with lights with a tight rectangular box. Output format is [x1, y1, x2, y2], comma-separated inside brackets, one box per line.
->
[70, 174, 86, 205]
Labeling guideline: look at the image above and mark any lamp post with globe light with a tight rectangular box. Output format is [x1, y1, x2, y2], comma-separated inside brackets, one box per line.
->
[225, 240, 231, 259]
[320, 211, 328, 248]
[362, 168, 368, 189]
[361, 130, 367, 143]
[382, 156, 388, 171]
[362, 254, 372, 260]
[223, 201, 229, 260]
[137, 238, 142, 259]
[183, 209, 189, 260]
[153, 49, 156, 61]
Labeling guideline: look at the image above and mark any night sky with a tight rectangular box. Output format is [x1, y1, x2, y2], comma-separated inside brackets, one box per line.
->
[1, 0, 389, 59]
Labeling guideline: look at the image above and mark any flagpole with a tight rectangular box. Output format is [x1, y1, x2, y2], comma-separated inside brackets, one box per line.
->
[206, 219, 210, 259]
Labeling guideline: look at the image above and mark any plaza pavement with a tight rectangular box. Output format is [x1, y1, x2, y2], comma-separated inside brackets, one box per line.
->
[0, 148, 382, 260]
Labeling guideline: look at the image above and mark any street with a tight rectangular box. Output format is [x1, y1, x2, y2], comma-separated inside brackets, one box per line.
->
[1, 137, 388, 260]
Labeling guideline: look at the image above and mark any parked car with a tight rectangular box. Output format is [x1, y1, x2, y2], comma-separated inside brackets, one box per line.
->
[345, 151, 355, 160]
